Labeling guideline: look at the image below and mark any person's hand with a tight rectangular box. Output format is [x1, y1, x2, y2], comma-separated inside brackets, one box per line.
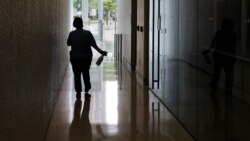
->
[102, 51, 108, 56]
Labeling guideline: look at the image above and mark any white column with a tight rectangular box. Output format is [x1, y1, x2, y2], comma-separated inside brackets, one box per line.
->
[69, 0, 73, 30]
[98, 0, 104, 40]
[82, 0, 89, 27]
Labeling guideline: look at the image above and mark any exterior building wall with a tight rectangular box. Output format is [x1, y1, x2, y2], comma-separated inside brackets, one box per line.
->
[0, 0, 71, 140]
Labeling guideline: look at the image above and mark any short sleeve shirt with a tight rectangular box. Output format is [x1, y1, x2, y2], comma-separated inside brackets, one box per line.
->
[67, 29, 97, 59]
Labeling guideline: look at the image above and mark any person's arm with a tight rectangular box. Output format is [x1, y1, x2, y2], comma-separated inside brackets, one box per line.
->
[209, 33, 217, 50]
[93, 45, 107, 56]
[67, 33, 72, 46]
[89, 32, 107, 56]
[203, 32, 218, 55]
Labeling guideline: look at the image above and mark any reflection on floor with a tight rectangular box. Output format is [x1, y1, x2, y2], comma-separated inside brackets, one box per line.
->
[44, 60, 194, 141]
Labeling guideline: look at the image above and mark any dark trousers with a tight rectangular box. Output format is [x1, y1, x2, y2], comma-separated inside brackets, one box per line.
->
[210, 54, 235, 92]
[70, 58, 92, 93]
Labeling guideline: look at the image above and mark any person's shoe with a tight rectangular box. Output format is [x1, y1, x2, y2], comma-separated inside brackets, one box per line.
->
[85, 93, 91, 99]
[76, 93, 81, 99]
[85, 88, 91, 93]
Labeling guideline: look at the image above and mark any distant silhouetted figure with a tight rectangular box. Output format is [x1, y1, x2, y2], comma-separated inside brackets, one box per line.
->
[67, 17, 107, 98]
[203, 18, 237, 95]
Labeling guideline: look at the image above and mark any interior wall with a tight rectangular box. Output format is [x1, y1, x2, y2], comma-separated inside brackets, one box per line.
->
[0, 0, 70, 140]
[117, 0, 132, 69]
[148, 0, 250, 140]
[136, 0, 147, 84]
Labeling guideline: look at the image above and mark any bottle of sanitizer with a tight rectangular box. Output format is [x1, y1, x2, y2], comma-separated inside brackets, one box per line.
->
[96, 55, 104, 65]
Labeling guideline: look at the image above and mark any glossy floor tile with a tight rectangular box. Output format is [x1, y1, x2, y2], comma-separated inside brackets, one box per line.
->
[44, 60, 194, 141]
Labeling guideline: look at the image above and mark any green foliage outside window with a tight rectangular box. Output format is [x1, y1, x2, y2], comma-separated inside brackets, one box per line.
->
[73, 0, 82, 12]
[104, 0, 117, 12]
[74, 0, 117, 11]
[104, 0, 117, 24]
[73, 0, 117, 22]
[89, 0, 98, 10]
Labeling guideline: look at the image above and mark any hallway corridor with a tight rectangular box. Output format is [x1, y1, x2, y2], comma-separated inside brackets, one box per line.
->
[44, 60, 194, 141]
[3, 0, 250, 140]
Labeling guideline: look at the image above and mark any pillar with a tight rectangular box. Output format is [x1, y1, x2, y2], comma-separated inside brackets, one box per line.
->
[98, 0, 104, 40]
[82, 0, 89, 27]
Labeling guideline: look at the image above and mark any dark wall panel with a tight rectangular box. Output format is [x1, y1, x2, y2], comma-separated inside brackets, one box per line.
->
[149, 0, 250, 140]
[179, 0, 198, 65]
[0, 0, 70, 140]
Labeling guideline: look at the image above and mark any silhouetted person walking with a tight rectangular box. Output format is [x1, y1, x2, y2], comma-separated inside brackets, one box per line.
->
[203, 18, 237, 95]
[67, 17, 107, 99]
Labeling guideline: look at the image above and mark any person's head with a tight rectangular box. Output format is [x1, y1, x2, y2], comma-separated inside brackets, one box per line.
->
[73, 17, 83, 29]
[221, 18, 234, 30]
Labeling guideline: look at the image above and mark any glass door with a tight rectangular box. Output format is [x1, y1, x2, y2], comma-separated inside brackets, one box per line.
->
[149, 0, 163, 94]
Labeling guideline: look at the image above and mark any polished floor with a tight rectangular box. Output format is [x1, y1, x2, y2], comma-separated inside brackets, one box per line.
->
[44, 60, 194, 141]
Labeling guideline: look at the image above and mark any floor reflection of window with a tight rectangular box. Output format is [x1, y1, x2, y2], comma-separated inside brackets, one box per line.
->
[105, 81, 118, 134]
